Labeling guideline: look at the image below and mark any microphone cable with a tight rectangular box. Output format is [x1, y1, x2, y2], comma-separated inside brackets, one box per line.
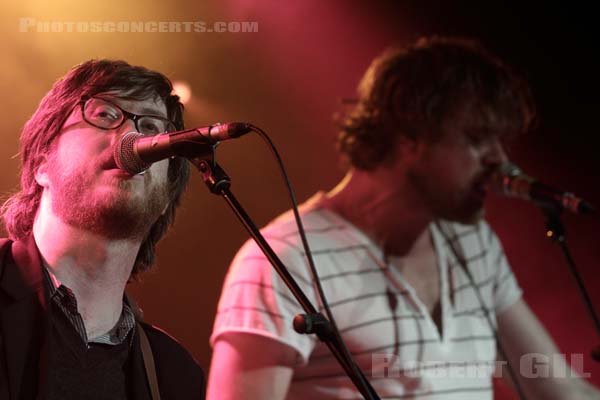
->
[246, 124, 378, 399]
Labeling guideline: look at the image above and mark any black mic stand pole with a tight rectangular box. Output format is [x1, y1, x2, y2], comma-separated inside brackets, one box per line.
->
[190, 154, 380, 400]
[539, 203, 600, 361]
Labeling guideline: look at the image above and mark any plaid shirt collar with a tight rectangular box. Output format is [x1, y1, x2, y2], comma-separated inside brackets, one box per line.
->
[42, 266, 136, 346]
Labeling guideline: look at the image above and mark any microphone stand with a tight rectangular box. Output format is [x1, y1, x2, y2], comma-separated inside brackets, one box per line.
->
[539, 203, 600, 361]
[190, 152, 380, 400]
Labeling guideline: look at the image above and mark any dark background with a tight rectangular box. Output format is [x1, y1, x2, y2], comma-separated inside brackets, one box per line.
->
[1, 1, 599, 397]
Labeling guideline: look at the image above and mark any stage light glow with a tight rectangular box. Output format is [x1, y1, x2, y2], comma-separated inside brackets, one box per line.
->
[173, 81, 192, 104]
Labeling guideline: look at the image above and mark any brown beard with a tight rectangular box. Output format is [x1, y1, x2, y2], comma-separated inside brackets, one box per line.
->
[47, 153, 169, 240]
[407, 168, 485, 225]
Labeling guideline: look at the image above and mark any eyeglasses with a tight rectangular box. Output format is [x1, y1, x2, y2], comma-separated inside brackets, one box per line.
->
[79, 96, 177, 135]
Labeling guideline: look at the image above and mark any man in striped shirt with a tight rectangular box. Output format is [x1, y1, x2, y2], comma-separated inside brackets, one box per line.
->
[208, 37, 600, 399]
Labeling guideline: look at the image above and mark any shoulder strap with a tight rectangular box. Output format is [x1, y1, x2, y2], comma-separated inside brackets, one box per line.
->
[137, 321, 162, 400]
[125, 293, 161, 400]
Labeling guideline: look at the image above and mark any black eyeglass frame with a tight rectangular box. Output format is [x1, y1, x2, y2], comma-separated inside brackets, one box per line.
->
[79, 95, 177, 135]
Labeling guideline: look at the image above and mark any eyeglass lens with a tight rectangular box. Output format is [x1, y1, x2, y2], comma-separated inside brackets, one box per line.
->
[83, 98, 175, 134]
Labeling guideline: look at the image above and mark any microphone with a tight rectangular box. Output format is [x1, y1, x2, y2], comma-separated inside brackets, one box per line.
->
[114, 122, 252, 174]
[492, 162, 595, 214]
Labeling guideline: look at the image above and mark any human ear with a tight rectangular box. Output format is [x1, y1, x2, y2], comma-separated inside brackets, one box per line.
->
[33, 156, 50, 189]
[393, 134, 421, 161]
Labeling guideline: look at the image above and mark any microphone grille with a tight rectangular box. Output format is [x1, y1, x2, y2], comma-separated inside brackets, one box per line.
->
[498, 162, 522, 177]
[492, 162, 529, 198]
[114, 132, 148, 175]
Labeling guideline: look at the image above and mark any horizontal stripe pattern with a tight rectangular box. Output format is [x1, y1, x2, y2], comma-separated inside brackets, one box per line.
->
[211, 193, 522, 399]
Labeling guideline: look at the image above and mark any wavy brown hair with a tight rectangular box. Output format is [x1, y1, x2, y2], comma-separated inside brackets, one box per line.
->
[338, 36, 536, 170]
[1, 59, 190, 278]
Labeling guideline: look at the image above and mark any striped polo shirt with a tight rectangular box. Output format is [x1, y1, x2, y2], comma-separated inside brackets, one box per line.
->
[211, 192, 522, 399]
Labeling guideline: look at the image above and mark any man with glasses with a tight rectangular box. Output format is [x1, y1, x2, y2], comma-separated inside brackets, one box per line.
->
[81, 95, 177, 135]
[0, 60, 204, 399]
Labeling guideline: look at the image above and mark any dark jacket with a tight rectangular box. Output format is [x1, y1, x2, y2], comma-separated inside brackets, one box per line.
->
[0, 236, 205, 399]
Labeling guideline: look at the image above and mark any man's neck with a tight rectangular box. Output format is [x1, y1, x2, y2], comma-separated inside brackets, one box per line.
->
[323, 169, 434, 257]
[32, 206, 140, 339]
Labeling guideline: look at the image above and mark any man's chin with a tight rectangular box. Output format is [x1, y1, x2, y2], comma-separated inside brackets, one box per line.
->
[453, 205, 486, 225]
[53, 194, 156, 239]
[439, 200, 486, 225]
[62, 207, 145, 239]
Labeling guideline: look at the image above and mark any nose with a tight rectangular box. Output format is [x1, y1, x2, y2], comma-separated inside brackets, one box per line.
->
[118, 117, 139, 135]
[109, 118, 139, 150]
[483, 136, 508, 167]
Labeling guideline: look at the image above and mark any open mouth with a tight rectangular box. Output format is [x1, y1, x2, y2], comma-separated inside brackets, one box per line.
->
[107, 168, 145, 179]
[99, 151, 118, 170]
